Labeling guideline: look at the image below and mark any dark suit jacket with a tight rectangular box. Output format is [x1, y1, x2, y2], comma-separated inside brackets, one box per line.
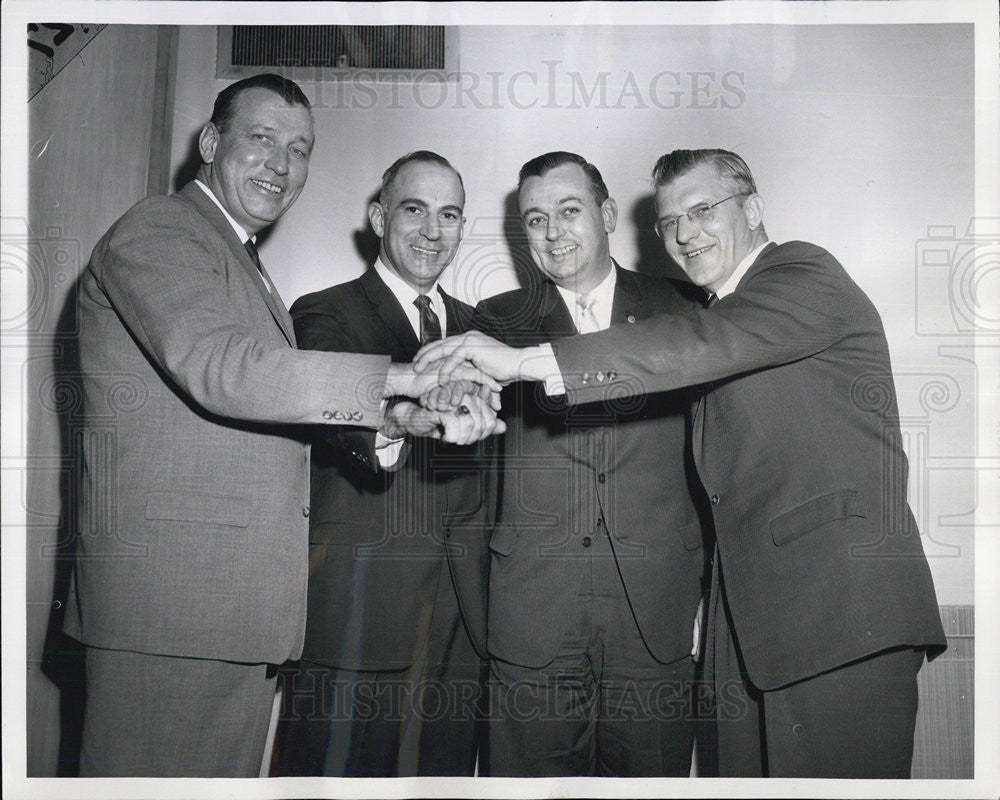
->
[66, 182, 390, 665]
[290, 270, 491, 670]
[473, 265, 709, 667]
[552, 241, 947, 689]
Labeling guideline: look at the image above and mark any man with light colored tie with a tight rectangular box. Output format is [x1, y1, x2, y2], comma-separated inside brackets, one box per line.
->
[468, 151, 708, 776]
[273, 151, 498, 776]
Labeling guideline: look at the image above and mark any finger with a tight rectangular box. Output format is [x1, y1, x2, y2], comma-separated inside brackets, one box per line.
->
[465, 393, 499, 442]
[421, 386, 453, 412]
[448, 363, 501, 392]
[476, 382, 502, 412]
[414, 334, 466, 371]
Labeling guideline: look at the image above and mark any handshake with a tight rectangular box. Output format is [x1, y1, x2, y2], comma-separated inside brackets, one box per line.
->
[383, 331, 553, 445]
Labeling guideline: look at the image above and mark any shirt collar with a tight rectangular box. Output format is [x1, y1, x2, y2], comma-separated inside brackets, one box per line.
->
[194, 179, 252, 244]
[715, 240, 774, 299]
[552, 261, 617, 333]
[554, 260, 617, 309]
[374, 257, 444, 311]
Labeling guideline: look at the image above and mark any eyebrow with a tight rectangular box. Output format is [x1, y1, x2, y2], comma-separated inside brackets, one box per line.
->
[521, 194, 584, 217]
[521, 195, 587, 218]
[394, 198, 463, 213]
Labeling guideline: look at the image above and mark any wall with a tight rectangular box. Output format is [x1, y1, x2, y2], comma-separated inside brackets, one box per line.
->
[171, 23, 976, 605]
[24, 24, 175, 775]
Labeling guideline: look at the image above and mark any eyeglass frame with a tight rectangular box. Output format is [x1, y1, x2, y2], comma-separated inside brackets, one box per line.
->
[653, 193, 747, 239]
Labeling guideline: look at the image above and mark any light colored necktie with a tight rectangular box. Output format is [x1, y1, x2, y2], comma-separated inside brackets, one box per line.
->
[576, 293, 601, 334]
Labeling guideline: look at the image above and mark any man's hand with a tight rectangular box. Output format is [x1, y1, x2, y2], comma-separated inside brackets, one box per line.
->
[380, 396, 504, 445]
[385, 360, 501, 402]
[420, 378, 500, 413]
[413, 331, 551, 384]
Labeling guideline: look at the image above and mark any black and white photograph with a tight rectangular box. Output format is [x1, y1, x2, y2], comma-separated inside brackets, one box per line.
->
[2, 1, 997, 798]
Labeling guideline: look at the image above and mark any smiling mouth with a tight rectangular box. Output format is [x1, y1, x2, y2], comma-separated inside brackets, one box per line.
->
[410, 245, 441, 257]
[684, 245, 713, 258]
[550, 245, 578, 256]
[251, 179, 283, 195]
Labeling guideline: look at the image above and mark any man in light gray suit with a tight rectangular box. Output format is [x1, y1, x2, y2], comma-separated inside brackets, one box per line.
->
[65, 73, 499, 777]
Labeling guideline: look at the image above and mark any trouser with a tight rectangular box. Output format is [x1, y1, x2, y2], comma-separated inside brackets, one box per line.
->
[273, 561, 485, 776]
[79, 645, 278, 777]
[701, 555, 924, 778]
[487, 542, 696, 777]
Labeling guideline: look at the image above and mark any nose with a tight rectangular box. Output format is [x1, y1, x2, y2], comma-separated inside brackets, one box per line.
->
[545, 218, 563, 241]
[265, 147, 289, 176]
[421, 215, 441, 240]
[675, 214, 697, 244]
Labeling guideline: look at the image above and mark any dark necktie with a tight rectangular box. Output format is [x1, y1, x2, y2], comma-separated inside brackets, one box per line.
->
[705, 292, 718, 308]
[244, 238, 266, 277]
[414, 294, 442, 344]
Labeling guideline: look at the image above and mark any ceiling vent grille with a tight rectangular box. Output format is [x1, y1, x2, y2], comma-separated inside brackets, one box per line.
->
[217, 25, 456, 81]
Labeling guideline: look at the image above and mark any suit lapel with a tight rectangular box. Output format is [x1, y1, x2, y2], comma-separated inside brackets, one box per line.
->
[610, 263, 644, 325]
[736, 241, 780, 292]
[538, 281, 578, 339]
[177, 183, 296, 346]
[359, 269, 421, 361]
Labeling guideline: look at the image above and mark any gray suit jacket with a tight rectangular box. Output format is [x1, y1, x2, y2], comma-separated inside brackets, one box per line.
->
[65, 182, 391, 664]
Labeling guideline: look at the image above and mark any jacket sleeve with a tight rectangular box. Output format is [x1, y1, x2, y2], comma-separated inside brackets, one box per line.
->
[551, 246, 855, 406]
[291, 301, 406, 473]
[90, 198, 390, 428]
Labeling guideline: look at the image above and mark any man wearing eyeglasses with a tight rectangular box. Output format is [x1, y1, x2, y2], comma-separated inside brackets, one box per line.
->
[414, 148, 947, 778]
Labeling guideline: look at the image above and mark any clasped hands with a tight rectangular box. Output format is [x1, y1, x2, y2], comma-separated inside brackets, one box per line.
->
[382, 332, 547, 445]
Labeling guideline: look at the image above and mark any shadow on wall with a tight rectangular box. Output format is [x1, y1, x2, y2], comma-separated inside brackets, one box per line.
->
[37, 273, 87, 776]
[630, 193, 689, 281]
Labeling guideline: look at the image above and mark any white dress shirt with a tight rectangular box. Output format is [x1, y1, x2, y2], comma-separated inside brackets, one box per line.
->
[193, 179, 274, 293]
[555, 263, 617, 334]
[373, 258, 450, 465]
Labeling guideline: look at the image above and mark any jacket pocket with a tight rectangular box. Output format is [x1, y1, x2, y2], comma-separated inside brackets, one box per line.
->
[770, 489, 865, 546]
[145, 491, 251, 527]
[488, 525, 518, 556]
[677, 519, 705, 551]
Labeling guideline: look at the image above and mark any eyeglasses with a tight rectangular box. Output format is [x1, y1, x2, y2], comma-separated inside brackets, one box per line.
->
[653, 194, 745, 239]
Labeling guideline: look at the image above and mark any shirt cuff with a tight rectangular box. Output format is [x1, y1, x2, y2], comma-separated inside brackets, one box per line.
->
[375, 432, 406, 468]
[533, 343, 566, 396]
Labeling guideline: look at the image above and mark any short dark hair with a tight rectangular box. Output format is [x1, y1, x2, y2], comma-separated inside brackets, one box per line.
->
[517, 151, 609, 205]
[651, 149, 757, 198]
[378, 151, 464, 206]
[210, 73, 311, 133]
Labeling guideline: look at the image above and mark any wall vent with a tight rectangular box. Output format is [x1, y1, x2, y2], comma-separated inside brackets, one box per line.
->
[216, 25, 457, 81]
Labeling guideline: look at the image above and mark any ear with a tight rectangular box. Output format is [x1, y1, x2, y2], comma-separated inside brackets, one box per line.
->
[198, 122, 219, 165]
[601, 197, 619, 234]
[368, 201, 386, 237]
[743, 193, 765, 232]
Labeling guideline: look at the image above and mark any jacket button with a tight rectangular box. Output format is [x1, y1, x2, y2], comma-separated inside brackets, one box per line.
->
[596, 518, 604, 528]
[582, 536, 592, 548]
[302, 506, 310, 517]
[710, 494, 720, 505]
[581, 372, 591, 384]
[792, 723, 804, 737]
[597, 473, 606, 484]
[322, 410, 334, 420]
[444, 527, 452, 539]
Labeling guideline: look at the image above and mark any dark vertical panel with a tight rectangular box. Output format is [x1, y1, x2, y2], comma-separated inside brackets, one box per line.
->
[146, 26, 178, 197]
